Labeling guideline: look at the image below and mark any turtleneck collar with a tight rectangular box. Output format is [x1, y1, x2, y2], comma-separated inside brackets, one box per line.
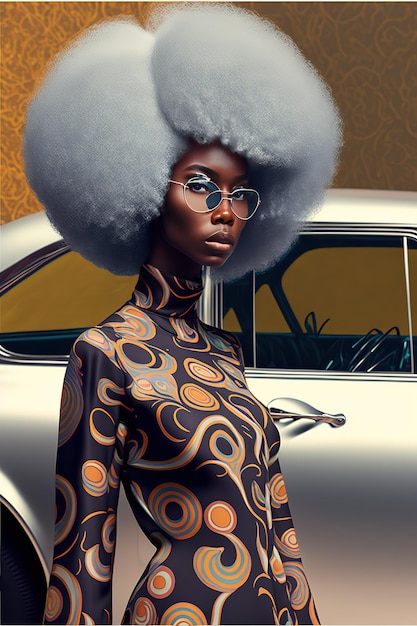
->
[132, 264, 203, 319]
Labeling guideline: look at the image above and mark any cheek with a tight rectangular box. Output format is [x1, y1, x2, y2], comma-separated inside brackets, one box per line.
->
[163, 189, 196, 230]
[162, 207, 203, 248]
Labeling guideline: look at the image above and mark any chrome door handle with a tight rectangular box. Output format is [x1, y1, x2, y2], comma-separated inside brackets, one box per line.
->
[268, 397, 346, 428]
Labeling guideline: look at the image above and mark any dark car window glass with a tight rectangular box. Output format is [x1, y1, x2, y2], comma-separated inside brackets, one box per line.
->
[223, 234, 415, 373]
[0, 250, 137, 356]
[282, 246, 407, 334]
[223, 271, 255, 366]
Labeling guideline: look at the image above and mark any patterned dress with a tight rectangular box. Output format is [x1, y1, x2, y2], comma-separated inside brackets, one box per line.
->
[44, 264, 319, 625]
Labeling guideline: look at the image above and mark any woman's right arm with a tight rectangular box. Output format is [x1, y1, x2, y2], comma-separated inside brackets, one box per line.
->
[43, 329, 132, 625]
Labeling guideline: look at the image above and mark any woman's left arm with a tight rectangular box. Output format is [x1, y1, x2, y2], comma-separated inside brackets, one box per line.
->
[43, 330, 131, 625]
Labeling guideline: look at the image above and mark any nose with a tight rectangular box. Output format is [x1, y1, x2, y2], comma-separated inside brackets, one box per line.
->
[211, 196, 235, 225]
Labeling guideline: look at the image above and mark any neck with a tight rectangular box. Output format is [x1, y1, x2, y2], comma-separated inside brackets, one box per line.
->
[133, 264, 204, 319]
[147, 229, 202, 281]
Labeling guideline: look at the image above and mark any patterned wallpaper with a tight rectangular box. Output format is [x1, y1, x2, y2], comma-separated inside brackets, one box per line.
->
[1, 1, 416, 224]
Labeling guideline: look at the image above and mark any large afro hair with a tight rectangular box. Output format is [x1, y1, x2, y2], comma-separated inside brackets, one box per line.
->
[23, 3, 342, 282]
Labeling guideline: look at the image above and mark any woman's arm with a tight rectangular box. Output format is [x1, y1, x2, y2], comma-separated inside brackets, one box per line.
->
[44, 329, 131, 625]
[268, 447, 320, 625]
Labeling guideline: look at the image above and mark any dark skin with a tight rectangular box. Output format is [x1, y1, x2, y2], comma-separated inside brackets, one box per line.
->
[148, 142, 248, 280]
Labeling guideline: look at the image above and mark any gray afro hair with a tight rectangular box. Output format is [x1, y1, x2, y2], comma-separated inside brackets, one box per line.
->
[23, 3, 342, 282]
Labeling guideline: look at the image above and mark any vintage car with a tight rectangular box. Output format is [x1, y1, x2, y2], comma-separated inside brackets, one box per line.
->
[1, 188, 416, 624]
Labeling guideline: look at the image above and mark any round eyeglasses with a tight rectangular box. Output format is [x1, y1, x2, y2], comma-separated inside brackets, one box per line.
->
[168, 175, 261, 221]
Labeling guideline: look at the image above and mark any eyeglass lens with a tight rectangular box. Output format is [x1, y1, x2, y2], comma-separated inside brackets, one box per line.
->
[185, 178, 259, 219]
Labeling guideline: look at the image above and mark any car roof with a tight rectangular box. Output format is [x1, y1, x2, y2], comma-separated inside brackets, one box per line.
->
[1, 188, 416, 271]
[309, 188, 417, 224]
[1, 210, 61, 272]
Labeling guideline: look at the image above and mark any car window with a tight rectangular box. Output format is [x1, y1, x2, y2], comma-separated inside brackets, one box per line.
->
[223, 234, 417, 373]
[0, 249, 137, 356]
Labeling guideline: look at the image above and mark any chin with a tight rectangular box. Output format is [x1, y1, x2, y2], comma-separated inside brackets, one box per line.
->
[204, 255, 231, 269]
[205, 247, 237, 267]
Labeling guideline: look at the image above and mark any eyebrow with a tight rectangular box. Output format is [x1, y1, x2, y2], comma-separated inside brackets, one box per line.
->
[184, 164, 248, 183]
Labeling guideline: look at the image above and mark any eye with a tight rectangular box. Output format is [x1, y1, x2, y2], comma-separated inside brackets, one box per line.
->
[231, 187, 248, 201]
[186, 176, 218, 194]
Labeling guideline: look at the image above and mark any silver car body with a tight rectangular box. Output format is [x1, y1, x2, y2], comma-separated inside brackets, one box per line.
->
[1, 189, 416, 623]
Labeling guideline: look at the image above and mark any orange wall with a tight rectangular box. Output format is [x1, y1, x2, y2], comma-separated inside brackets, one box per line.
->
[1, 1, 416, 224]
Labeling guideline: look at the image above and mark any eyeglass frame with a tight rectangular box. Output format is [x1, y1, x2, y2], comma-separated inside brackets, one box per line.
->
[168, 176, 261, 221]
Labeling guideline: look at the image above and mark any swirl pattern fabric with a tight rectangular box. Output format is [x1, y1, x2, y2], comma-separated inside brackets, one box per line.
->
[44, 264, 319, 625]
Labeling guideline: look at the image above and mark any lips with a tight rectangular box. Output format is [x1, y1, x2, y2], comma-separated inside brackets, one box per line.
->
[206, 231, 235, 246]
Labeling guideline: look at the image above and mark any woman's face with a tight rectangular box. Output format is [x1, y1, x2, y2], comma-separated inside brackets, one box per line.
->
[149, 142, 248, 279]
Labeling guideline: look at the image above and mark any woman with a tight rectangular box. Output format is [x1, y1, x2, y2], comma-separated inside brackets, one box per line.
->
[23, 5, 341, 624]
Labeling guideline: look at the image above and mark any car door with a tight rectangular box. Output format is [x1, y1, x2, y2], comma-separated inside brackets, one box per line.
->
[0, 238, 141, 623]
[220, 227, 417, 624]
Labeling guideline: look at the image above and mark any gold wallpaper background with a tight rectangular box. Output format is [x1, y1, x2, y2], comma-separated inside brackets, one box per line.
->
[1, 1, 416, 224]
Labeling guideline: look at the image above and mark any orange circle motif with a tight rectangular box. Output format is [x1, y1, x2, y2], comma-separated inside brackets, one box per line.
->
[44, 586, 63, 622]
[81, 460, 108, 496]
[133, 597, 157, 625]
[148, 483, 203, 540]
[269, 473, 288, 507]
[161, 602, 208, 625]
[180, 383, 220, 411]
[205, 501, 237, 534]
[184, 358, 224, 384]
[147, 566, 175, 599]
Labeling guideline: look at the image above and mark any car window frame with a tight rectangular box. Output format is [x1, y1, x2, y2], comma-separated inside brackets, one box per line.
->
[219, 222, 417, 375]
[0, 241, 72, 364]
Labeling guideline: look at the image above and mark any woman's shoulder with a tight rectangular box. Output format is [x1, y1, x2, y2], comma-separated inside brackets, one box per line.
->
[73, 297, 153, 355]
[199, 320, 243, 360]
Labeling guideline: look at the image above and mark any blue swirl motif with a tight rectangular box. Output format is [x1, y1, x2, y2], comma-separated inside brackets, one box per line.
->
[118, 306, 157, 340]
[101, 512, 116, 554]
[81, 328, 118, 362]
[137, 265, 203, 314]
[283, 561, 309, 611]
[148, 483, 203, 540]
[116, 341, 180, 405]
[96, 378, 128, 409]
[82, 310, 157, 379]
[104, 307, 157, 343]
[128, 415, 241, 473]
[126, 432, 149, 468]
[131, 597, 158, 625]
[145, 266, 171, 310]
[193, 501, 251, 624]
[54, 475, 77, 546]
[184, 358, 225, 386]
[275, 528, 301, 560]
[170, 318, 200, 345]
[58, 352, 83, 447]
[200, 422, 267, 528]
[219, 392, 268, 463]
[135, 281, 153, 310]
[217, 358, 247, 390]
[44, 564, 82, 624]
[89, 408, 116, 447]
[85, 544, 112, 582]
[199, 324, 238, 357]
[161, 602, 208, 625]
[194, 533, 251, 588]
